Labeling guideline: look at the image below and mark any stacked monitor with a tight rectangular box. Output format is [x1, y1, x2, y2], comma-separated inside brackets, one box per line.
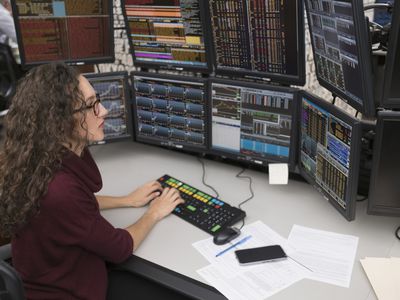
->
[132, 73, 208, 152]
[299, 91, 362, 220]
[380, 0, 400, 108]
[367, 111, 400, 217]
[85, 72, 132, 142]
[122, 0, 212, 72]
[305, 0, 375, 116]
[210, 79, 298, 169]
[208, 0, 305, 85]
[12, 0, 114, 67]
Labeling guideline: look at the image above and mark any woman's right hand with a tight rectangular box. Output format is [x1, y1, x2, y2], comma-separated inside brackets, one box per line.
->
[147, 187, 184, 221]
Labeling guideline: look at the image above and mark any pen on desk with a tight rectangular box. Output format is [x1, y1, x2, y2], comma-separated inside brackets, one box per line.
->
[215, 235, 252, 257]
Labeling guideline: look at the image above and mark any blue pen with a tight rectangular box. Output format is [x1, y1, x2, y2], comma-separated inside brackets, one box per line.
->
[215, 235, 252, 257]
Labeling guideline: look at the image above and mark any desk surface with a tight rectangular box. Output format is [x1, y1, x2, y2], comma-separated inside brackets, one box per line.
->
[91, 141, 400, 300]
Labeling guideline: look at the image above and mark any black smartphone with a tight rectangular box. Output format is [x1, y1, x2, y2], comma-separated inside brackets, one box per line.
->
[235, 245, 287, 265]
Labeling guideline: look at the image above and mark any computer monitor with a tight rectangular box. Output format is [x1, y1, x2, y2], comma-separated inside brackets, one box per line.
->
[12, 0, 114, 67]
[299, 91, 362, 221]
[380, 0, 400, 108]
[132, 72, 208, 152]
[122, 0, 212, 72]
[305, 0, 375, 116]
[367, 111, 400, 217]
[85, 72, 132, 142]
[210, 78, 299, 169]
[208, 0, 305, 85]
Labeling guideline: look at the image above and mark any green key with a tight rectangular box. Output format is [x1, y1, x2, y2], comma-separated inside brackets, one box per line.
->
[187, 205, 196, 212]
[211, 225, 221, 232]
[203, 208, 209, 213]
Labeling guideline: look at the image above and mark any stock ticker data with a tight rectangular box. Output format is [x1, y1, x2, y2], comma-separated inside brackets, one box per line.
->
[87, 74, 130, 140]
[123, 0, 209, 70]
[133, 74, 207, 151]
[299, 93, 360, 220]
[12, 0, 113, 66]
[211, 80, 296, 167]
[209, 0, 303, 83]
[305, 0, 373, 114]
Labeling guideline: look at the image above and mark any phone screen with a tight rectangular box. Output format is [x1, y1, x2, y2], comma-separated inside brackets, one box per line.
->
[235, 245, 287, 265]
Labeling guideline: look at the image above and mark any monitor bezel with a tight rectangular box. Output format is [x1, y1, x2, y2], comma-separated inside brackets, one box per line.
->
[298, 91, 362, 221]
[367, 111, 400, 216]
[380, 1, 400, 108]
[304, 0, 376, 117]
[122, 0, 214, 73]
[208, 77, 299, 171]
[84, 71, 133, 143]
[209, 0, 306, 86]
[131, 71, 209, 153]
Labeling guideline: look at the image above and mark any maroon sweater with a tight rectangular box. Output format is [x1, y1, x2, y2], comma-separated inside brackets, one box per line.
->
[11, 148, 133, 300]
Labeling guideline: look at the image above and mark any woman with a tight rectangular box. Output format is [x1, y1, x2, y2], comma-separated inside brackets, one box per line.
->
[0, 63, 183, 299]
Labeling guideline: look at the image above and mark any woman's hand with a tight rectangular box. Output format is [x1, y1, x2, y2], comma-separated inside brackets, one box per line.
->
[124, 181, 163, 208]
[147, 187, 184, 221]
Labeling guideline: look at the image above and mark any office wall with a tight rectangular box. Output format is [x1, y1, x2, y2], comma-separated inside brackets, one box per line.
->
[96, 0, 377, 116]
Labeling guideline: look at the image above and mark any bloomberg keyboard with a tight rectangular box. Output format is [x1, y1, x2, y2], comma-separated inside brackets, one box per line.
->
[157, 174, 246, 236]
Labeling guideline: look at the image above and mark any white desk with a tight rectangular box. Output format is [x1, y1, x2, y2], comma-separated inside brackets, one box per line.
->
[91, 141, 400, 300]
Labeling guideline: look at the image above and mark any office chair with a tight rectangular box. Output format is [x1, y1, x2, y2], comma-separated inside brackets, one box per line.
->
[0, 260, 25, 300]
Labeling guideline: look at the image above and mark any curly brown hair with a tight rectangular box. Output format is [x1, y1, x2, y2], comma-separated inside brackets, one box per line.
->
[0, 63, 87, 237]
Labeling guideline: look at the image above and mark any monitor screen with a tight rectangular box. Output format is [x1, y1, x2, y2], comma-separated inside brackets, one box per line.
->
[208, 0, 305, 85]
[305, 0, 375, 116]
[367, 111, 400, 216]
[210, 79, 298, 169]
[122, 0, 212, 72]
[381, 1, 400, 108]
[132, 72, 208, 152]
[299, 91, 361, 221]
[12, 0, 114, 67]
[85, 72, 132, 142]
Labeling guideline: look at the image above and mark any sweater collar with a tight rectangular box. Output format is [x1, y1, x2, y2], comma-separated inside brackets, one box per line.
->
[61, 147, 102, 193]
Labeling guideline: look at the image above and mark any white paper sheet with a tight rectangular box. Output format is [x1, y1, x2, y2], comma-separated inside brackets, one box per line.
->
[197, 257, 306, 300]
[287, 225, 359, 287]
[360, 257, 400, 300]
[268, 163, 289, 185]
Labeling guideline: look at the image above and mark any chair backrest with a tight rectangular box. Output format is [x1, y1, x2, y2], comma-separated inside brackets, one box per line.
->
[0, 260, 25, 300]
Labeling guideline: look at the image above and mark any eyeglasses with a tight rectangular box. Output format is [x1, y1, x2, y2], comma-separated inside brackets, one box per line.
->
[73, 94, 102, 116]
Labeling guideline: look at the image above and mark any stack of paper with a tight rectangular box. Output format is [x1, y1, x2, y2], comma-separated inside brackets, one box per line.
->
[360, 257, 400, 300]
[193, 221, 359, 300]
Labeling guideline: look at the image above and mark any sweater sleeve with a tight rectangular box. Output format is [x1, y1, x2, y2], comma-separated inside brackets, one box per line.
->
[44, 175, 134, 264]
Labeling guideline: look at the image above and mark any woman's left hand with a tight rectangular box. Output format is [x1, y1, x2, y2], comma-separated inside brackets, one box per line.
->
[124, 181, 163, 207]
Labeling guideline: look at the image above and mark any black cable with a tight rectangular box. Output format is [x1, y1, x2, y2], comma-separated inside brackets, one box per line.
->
[197, 156, 220, 198]
[396, 226, 400, 241]
[235, 168, 254, 230]
[95, 64, 101, 73]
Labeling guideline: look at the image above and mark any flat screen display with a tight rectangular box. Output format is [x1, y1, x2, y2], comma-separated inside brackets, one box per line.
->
[210, 79, 298, 169]
[12, 0, 114, 67]
[305, 0, 375, 116]
[123, 0, 212, 72]
[209, 0, 305, 85]
[133, 72, 208, 152]
[299, 91, 361, 220]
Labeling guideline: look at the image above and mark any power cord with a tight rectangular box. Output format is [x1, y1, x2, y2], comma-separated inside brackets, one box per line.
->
[197, 156, 220, 198]
[235, 168, 254, 230]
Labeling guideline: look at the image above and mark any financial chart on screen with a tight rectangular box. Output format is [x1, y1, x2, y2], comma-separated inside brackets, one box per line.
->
[123, 0, 210, 71]
[133, 73, 207, 151]
[305, 0, 374, 115]
[12, 0, 114, 66]
[208, 0, 305, 84]
[86, 72, 131, 141]
[211, 80, 298, 168]
[299, 92, 361, 220]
